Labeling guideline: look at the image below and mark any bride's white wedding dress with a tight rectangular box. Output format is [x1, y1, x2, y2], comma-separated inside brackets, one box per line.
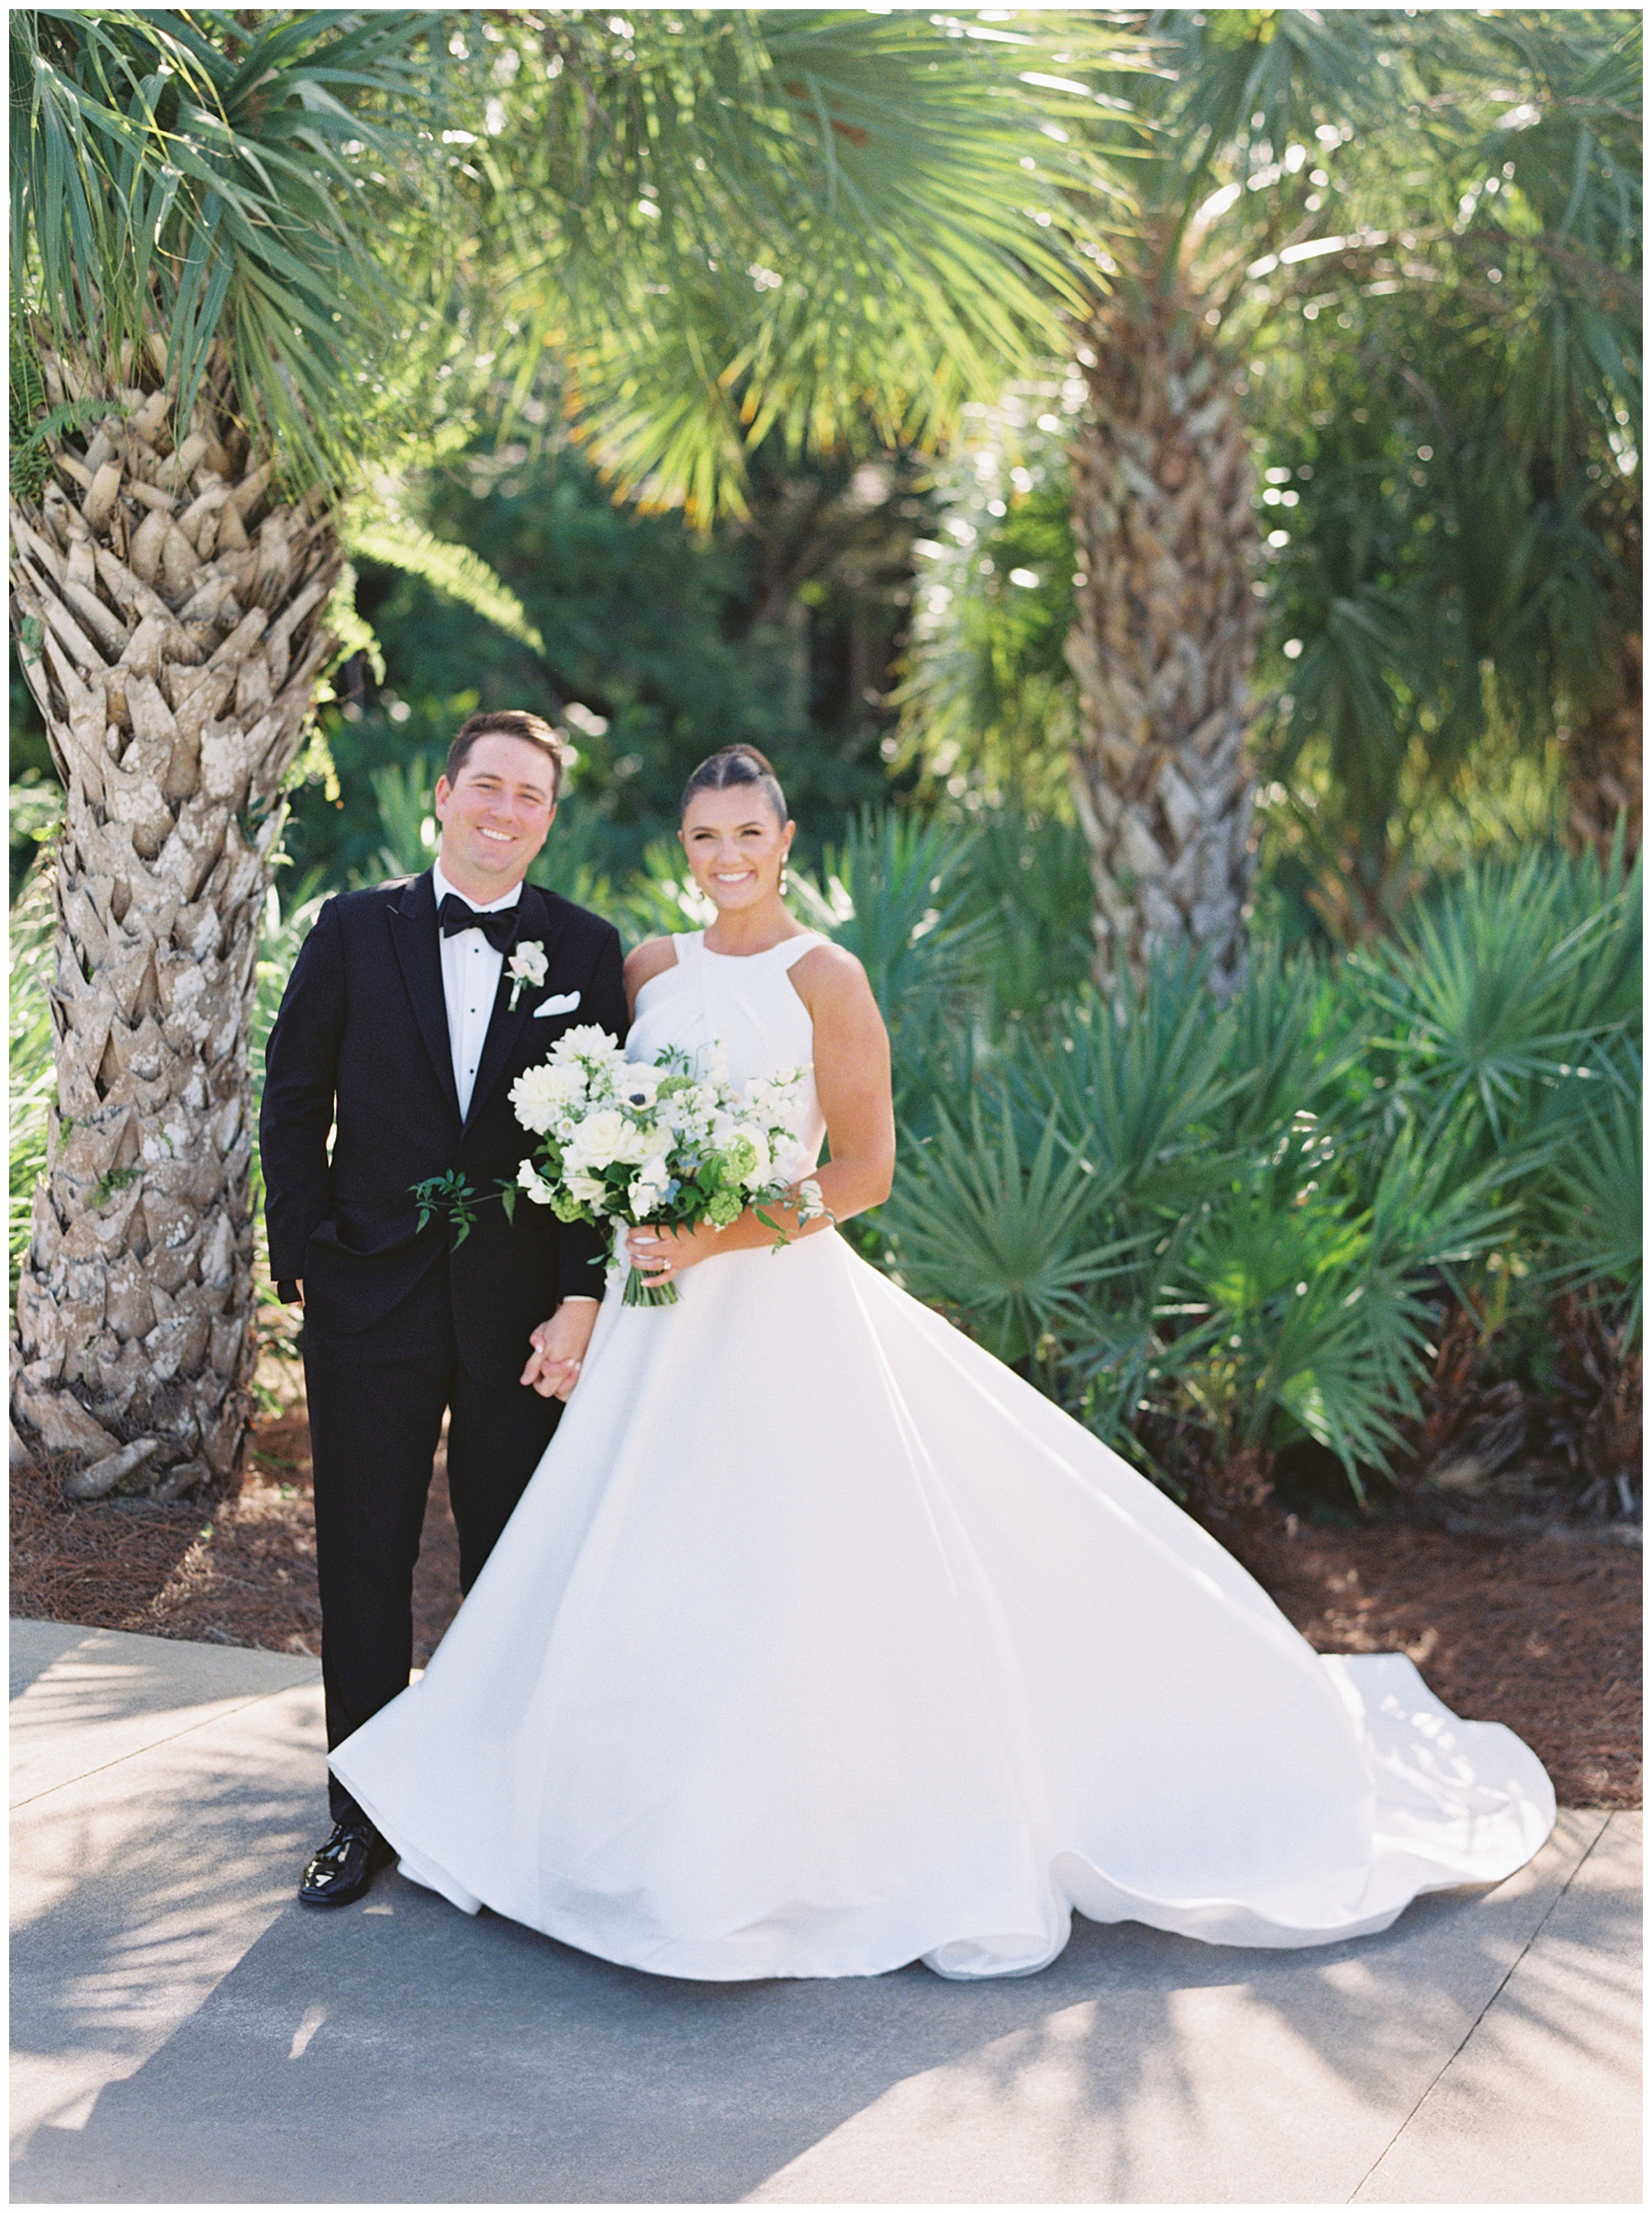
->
[330, 930, 1555, 1981]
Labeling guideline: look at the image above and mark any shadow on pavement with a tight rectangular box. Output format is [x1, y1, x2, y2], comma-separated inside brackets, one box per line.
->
[13, 1827, 1628, 2206]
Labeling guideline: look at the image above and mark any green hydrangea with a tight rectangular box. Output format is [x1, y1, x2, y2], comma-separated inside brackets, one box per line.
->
[707, 1186, 744, 1229]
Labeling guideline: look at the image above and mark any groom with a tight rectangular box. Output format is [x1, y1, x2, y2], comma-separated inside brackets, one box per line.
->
[260, 709, 626, 1907]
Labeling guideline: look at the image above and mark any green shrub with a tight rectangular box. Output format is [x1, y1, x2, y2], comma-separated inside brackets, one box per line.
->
[881, 1098, 1124, 1376]
[865, 827, 1637, 1506]
[794, 807, 985, 1026]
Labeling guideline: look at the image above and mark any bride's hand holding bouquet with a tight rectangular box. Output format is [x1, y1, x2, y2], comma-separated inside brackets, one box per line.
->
[508, 1026, 830, 1306]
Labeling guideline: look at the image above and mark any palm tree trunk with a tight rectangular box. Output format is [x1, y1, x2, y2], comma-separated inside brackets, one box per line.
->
[9, 341, 337, 1498]
[1065, 282, 1260, 998]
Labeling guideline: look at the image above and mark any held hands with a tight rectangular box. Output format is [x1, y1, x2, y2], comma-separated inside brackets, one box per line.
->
[625, 1222, 714, 1291]
[520, 1298, 600, 1401]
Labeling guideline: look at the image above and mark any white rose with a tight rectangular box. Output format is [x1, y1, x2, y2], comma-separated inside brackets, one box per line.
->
[567, 1168, 607, 1207]
[567, 1109, 630, 1168]
[507, 939, 548, 988]
[605, 1117, 657, 1167]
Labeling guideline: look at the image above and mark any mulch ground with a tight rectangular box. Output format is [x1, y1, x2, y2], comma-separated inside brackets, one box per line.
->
[1213, 1509, 1641, 1810]
[11, 1405, 463, 1671]
[10, 1403, 1641, 1808]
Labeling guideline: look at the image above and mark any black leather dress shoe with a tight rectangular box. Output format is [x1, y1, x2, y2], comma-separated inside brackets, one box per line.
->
[298, 1819, 393, 1908]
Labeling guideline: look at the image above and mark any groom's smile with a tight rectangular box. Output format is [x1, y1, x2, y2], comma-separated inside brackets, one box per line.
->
[434, 732, 559, 901]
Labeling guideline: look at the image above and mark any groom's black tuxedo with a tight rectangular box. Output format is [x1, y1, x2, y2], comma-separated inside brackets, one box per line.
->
[260, 869, 627, 1818]
[261, 870, 623, 1374]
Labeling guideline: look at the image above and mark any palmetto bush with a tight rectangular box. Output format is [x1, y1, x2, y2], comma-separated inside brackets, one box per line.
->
[947, 806, 1094, 1030]
[880, 1101, 1122, 1378]
[1353, 840, 1640, 1159]
[1536, 1039, 1642, 1338]
[793, 808, 985, 1030]
[870, 817, 1640, 1509]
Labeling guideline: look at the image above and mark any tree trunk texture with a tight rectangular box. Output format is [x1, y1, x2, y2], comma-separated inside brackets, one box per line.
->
[9, 341, 337, 1499]
[1066, 285, 1261, 998]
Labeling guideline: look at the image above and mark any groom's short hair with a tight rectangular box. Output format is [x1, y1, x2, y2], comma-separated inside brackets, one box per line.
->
[446, 710, 565, 800]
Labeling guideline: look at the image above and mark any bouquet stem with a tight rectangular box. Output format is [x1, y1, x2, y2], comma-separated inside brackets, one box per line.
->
[622, 1271, 680, 1309]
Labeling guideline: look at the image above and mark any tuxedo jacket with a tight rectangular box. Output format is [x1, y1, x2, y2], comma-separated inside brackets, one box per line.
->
[260, 870, 628, 1384]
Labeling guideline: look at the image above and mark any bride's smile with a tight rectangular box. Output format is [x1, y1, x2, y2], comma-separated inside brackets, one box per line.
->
[680, 783, 795, 948]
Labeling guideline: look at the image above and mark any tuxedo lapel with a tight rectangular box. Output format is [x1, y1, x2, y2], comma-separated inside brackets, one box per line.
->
[463, 884, 566, 1135]
[388, 871, 462, 1126]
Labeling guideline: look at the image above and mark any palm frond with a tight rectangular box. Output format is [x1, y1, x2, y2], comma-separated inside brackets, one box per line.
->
[1218, 935, 1366, 1148]
[364, 754, 437, 882]
[13, 7, 441, 482]
[1357, 844, 1641, 1148]
[475, 10, 1133, 517]
[1012, 946, 1243, 1205]
[948, 805, 1095, 1022]
[797, 807, 985, 1023]
[1535, 1038, 1642, 1335]
[342, 509, 547, 658]
[884, 1099, 1123, 1366]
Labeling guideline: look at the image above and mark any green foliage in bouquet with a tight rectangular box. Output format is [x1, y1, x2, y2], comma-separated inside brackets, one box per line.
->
[510, 1032, 828, 1307]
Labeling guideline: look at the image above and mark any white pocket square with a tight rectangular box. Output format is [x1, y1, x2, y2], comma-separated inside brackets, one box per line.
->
[533, 990, 581, 1018]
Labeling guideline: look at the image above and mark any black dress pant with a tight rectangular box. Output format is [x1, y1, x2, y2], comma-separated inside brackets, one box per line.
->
[302, 1260, 564, 1822]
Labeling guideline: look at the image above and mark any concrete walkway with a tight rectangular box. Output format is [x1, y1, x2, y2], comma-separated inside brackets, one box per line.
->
[10, 1617, 1642, 2205]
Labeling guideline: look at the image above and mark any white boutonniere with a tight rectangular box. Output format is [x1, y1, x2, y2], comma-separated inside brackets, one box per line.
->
[506, 939, 548, 1011]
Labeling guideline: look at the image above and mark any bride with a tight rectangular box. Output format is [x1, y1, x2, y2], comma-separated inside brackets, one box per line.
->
[330, 744, 1555, 1982]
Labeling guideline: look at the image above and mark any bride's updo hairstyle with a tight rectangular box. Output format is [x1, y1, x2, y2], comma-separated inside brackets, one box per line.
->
[680, 744, 787, 826]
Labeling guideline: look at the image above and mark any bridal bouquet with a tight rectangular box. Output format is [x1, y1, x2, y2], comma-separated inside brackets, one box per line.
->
[508, 1025, 830, 1306]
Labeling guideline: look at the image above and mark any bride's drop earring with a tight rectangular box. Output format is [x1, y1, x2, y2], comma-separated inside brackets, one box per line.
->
[779, 850, 790, 898]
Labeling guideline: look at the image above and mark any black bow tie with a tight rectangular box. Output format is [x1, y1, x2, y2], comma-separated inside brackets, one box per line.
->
[438, 893, 519, 954]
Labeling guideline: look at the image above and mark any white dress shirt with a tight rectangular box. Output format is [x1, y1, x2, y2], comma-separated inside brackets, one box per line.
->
[431, 864, 596, 1311]
[431, 860, 521, 1122]
[431, 863, 595, 1311]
